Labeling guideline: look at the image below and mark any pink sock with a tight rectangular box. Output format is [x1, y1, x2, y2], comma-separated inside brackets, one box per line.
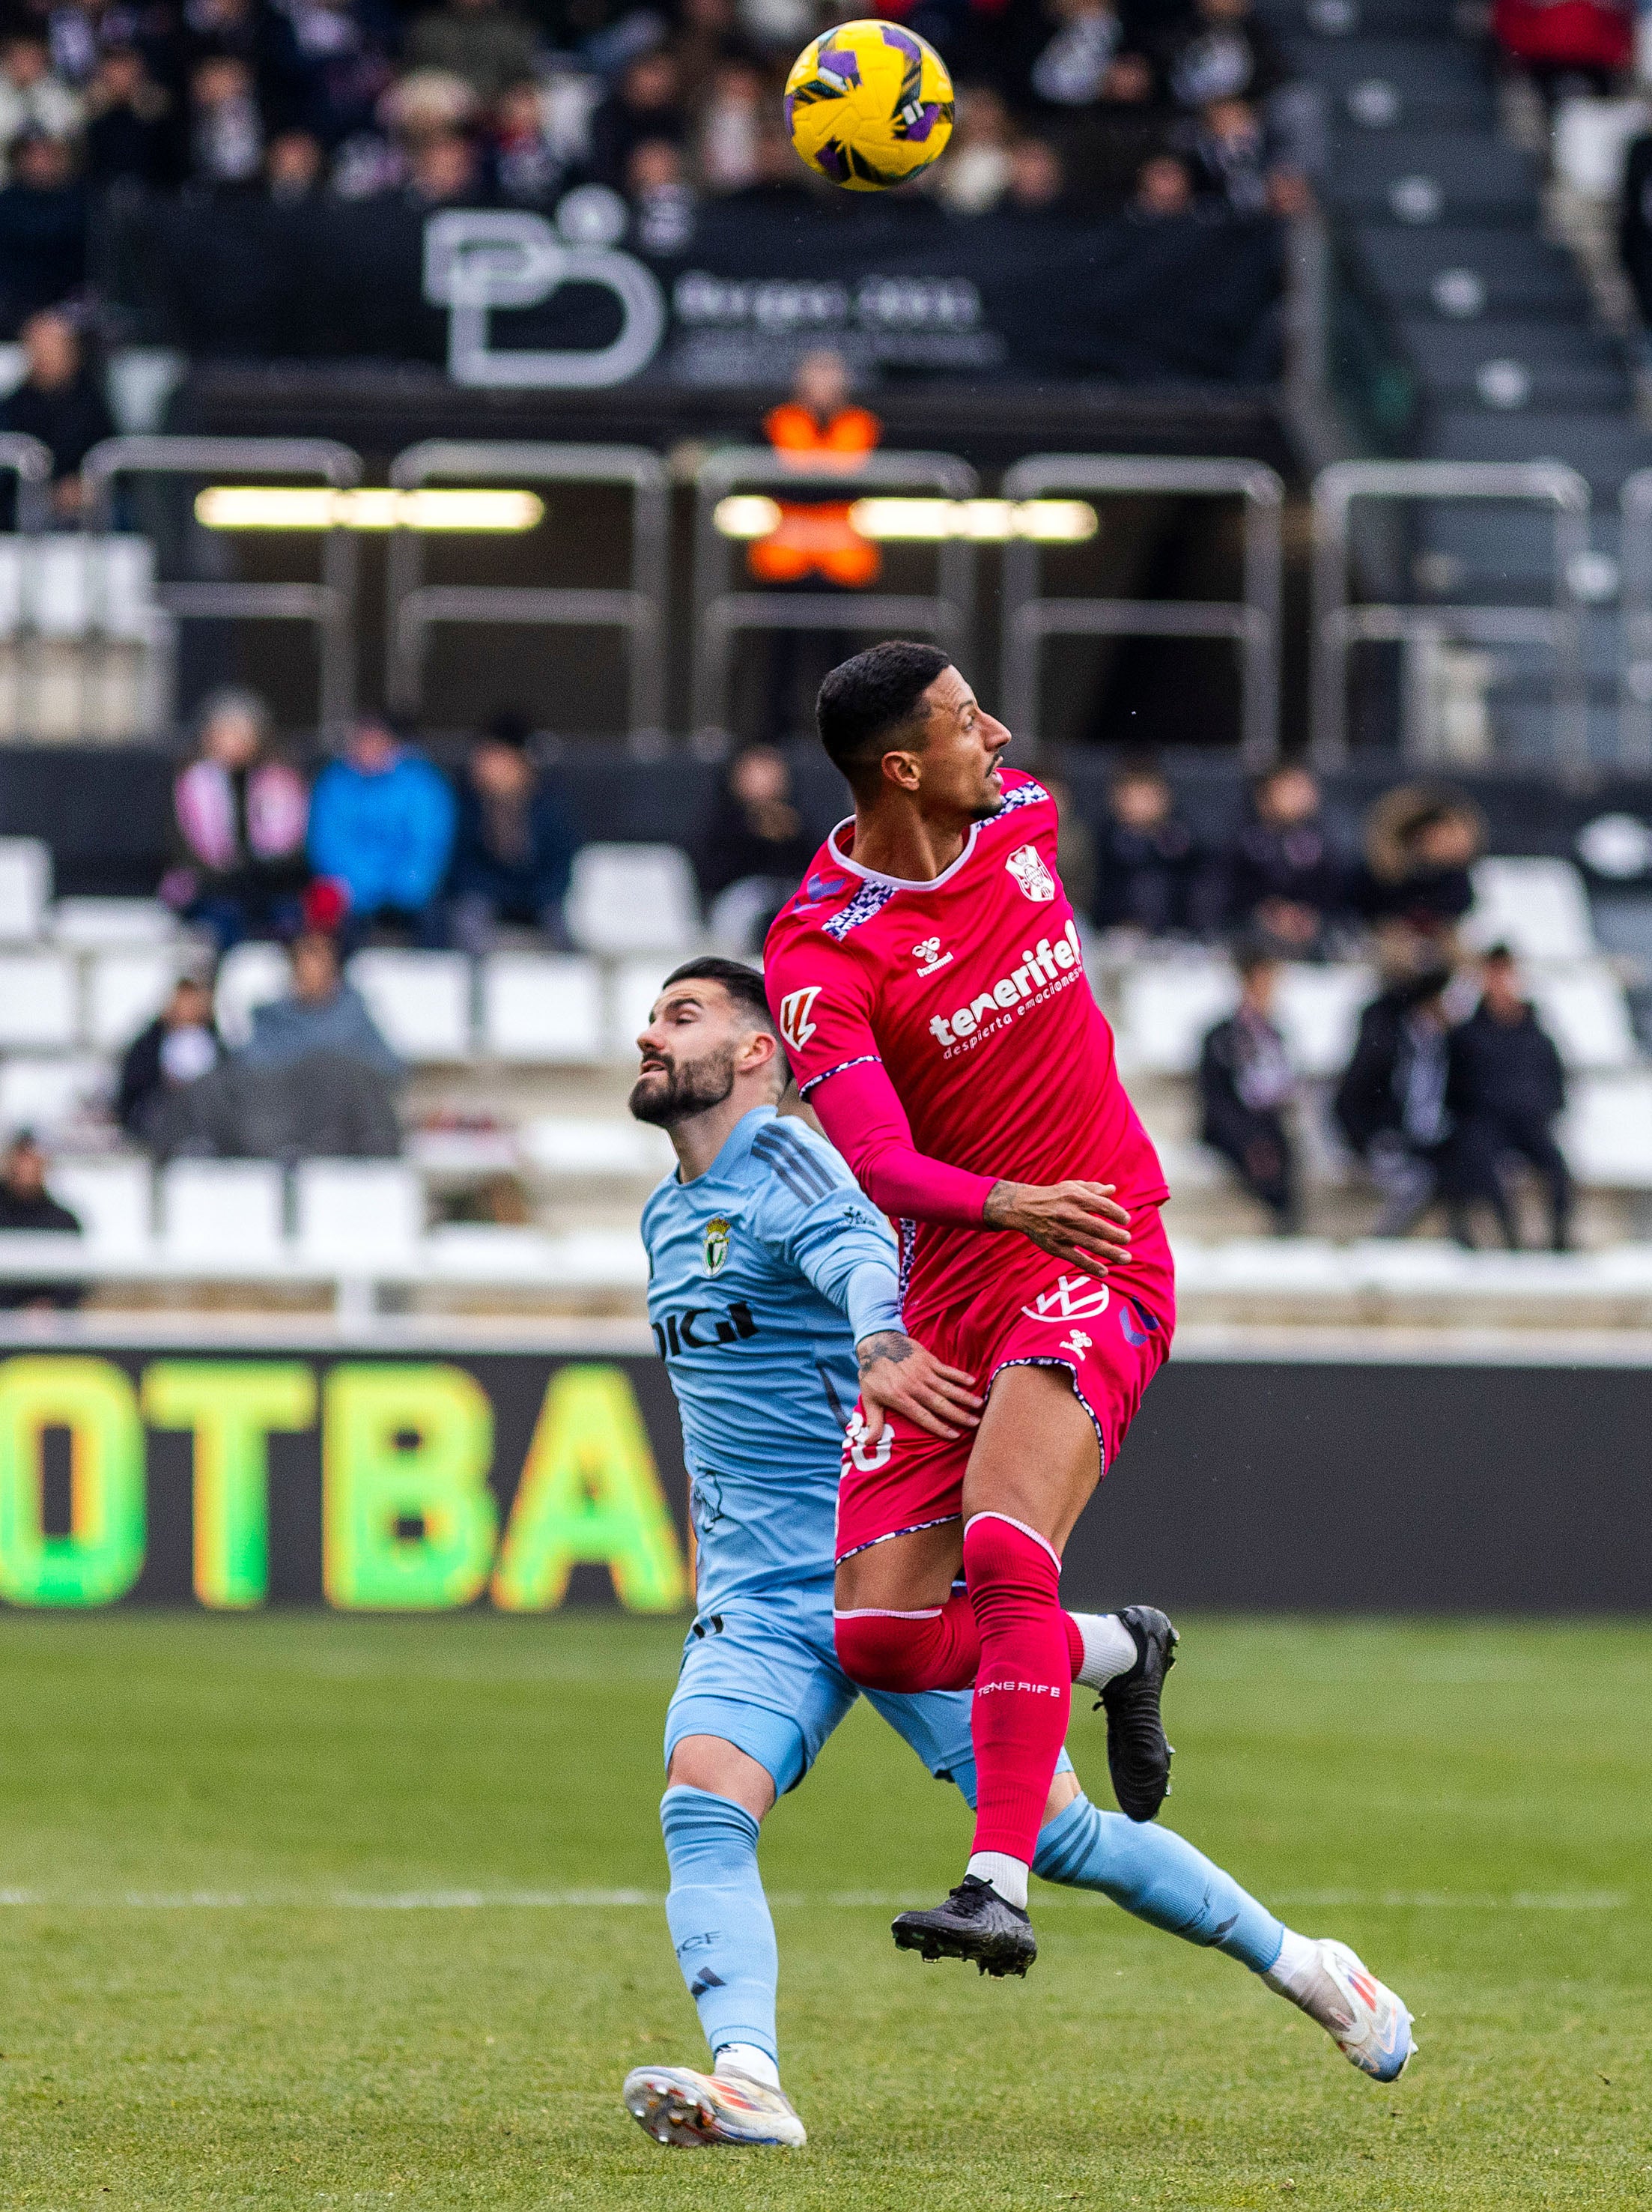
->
[833, 1589, 981, 1692]
[963, 1513, 1078, 1863]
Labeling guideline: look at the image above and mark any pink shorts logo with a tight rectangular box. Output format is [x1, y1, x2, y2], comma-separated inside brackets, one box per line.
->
[1021, 1272, 1111, 1324]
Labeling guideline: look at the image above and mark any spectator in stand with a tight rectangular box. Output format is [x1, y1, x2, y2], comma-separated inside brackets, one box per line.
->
[446, 710, 580, 953]
[83, 45, 176, 193]
[674, 0, 743, 110]
[1492, 0, 1632, 107]
[335, 65, 473, 197]
[589, 43, 682, 190]
[403, 121, 480, 204]
[1197, 944, 1300, 1232]
[405, 0, 538, 106]
[1132, 149, 1194, 216]
[275, 0, 398, 150]
[243, 930, 401, 1082]
[1184, 94, 1307, 217]
[307, 714, 456, 950]
[1335, 966, 1468, 1241]
[1004, 133, 1069, 211]
[1448, 945, 1573, 1250]
[0, 1130, 83, 1309]
[723, 110, 814, 207]
[488, 78, 564, 204]
[0, 133, 88, 335]
[1226, 762, 1348, 957]
[929, 82, 1012, 213]
[1042, 773, 1097, 921]
[163, 686, 310, 947]
[0, 307, 114, 518]
[1028, 0, 1153, 109]
[264, 123, 324, 199]
[1159, 0, 1289, 112]
[1094, 758, 1217, 937]
[695, 741, 814, 952]
[627, 135, 693, 250]
[1618, 118, 1652, 344]
[693, 53, 762, 194]
[1355, 784, 1482, 978]
[0, 31, 81, 181]
[184, 50, 265, 192]
[117, 973, 222, 1145]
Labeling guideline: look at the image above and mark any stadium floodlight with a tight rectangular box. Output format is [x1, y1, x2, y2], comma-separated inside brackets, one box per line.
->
[710, 494, 1097, 543]
[194, 487, 546, 531]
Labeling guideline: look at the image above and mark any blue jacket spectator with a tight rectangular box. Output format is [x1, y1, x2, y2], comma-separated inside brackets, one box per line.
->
[446, 712, 580, 953]
[308, 716, 455, 948]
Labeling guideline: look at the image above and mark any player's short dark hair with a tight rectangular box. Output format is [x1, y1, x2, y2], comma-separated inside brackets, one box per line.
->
[816, 640, 953, 790]
[659, 957, 779, 1037]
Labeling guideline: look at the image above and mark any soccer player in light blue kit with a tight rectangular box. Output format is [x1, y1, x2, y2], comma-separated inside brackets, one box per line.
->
[621, 958, 1414, 2151]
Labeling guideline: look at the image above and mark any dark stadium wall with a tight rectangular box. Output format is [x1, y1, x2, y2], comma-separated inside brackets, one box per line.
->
[0, 1339, 1647, 1613]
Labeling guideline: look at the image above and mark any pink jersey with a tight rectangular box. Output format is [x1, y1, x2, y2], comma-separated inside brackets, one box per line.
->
[763, 769, 1167, 1321]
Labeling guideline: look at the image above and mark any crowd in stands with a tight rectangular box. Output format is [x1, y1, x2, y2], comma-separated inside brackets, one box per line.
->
[0, 0, 1312, 336]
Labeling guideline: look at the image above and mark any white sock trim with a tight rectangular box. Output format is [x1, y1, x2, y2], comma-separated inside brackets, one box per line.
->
[1262, 1927, 1320, 2000]
[965, 1851, 1029, 1910]
[1071, 1611, 1138, 1692]
[963, 1509, 1061, 1572]
[714, 2042, 780, 2090]
[832, 1606, 941, 1620]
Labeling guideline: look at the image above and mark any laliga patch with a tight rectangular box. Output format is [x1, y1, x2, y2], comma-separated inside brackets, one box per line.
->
[1006, 843, 1056, 902]
[702, 1215, 732, 1276]
[779, 985, 822, 1052]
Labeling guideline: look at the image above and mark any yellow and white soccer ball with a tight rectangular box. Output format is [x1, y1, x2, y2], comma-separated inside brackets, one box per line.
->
[784, 19, 954, 192]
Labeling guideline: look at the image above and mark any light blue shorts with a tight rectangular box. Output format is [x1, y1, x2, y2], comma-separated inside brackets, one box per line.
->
[663, 1601, 1072, 1803]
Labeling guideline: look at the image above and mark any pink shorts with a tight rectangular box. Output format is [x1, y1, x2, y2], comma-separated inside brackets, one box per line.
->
[834, 1205, 1175, 1563]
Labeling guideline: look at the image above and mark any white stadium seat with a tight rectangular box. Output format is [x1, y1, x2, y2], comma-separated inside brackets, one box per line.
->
[161, 1159, 286, 1264]
[49, 1155, 153, 1252]
[1112, 960, 1236, 1076]
[1466, 857, 1596, 961]
[1561, 1072, 1652, 1187]
[610, 959, 676, 1061]
[347, 950, 472, 1061]
[479, 954, 604, 1064]
[520, 1117, 674, 1177]
[0, 1055, 109, 1137]
[0, 951, 78, 1049]
[214, 942, 291, 1048]
[85, 947, 184, 1052]
[1526, 963, 1639, 1071]
[1275, 965, 1374, 1079]
[0, 837, 51, 942]
[294, 1160, 422, 1267]
[51, 897, 177, 947]
[566, 843, 700, 957]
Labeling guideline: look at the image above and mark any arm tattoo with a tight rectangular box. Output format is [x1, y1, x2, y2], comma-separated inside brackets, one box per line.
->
[983, 1180, 1015, 1228]
[857, 1330, 918, 1376]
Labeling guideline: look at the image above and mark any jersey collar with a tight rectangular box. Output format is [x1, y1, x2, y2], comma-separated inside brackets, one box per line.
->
[826, 815, 982, 894]
[678, 1102, 778, 1187]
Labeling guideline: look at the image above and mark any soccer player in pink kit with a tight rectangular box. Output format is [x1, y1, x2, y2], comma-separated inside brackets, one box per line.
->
[765, 643, 1191, 1978]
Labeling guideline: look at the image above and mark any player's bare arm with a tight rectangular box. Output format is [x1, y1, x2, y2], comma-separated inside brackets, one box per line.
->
[856, 1330, 981, 1443]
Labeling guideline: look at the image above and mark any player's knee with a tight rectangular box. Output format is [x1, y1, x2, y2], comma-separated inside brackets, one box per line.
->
[833, 1608, 936, 1693]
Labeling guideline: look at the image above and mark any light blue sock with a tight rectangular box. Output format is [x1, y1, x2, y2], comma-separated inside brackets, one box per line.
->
[660, 1784, 780, 2067]
[1032, 1791, 1285, 1974]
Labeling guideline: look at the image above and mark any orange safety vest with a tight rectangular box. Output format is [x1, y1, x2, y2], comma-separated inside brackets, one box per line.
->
[748, 402, 884, 587]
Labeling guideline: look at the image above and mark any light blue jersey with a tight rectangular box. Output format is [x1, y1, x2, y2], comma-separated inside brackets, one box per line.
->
[641, 1103, 902, 1620]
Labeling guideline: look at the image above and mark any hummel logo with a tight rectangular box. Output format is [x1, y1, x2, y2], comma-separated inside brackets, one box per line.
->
[1022, 1273, 1111, 1324]
[911, 935, 953, 977]
[1059, 1329, 1093, 1358]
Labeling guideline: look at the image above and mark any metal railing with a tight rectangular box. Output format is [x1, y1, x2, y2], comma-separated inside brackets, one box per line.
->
[81, 435, 363, 731]
[1000, 455, 1284, 766]
[690, 446, 977, 748]
[1616, 470, 1652, 769]
[0, 432, 56, 740]
[1311, 459, 1591, 769]
[385, 440, 670, 752]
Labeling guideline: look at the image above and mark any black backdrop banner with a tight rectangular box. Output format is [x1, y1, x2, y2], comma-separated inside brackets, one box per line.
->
[109, 197, 1284, 386]
[0, 1336, 1646, 1612]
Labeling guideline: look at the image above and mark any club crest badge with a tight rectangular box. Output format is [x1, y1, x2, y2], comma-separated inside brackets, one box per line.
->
[1006, 843, 1056, 903]
[703, 1215, 732, 1276]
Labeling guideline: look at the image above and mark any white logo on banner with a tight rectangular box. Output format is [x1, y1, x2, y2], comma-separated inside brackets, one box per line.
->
[423, 208, 666, 389]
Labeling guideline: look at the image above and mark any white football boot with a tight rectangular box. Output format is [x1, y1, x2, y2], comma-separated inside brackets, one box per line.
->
[622, 2062, 807, 2148]
[1268, 1937, 1416, 2082]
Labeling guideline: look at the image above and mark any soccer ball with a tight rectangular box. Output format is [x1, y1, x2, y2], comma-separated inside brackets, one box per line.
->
[784, 20, 954, 192]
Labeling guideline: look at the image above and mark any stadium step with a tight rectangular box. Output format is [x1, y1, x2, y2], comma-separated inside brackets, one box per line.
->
[1350, 224, 1594, 319]
[1322, 130, 1542, 226]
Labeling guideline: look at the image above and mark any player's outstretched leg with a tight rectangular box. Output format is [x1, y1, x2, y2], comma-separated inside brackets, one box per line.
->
[622, 1784, 807, 2148]
[1031, 1789, 1416, 2080]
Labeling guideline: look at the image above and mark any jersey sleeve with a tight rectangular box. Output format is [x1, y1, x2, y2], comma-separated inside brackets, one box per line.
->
[763, 921, 883, 1098]
[746, 1121, 904, 1345]
[808, 1058, 995, 1228]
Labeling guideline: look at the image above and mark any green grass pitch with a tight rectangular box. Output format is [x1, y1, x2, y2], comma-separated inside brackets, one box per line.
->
[0, 1611, 1647, 2210]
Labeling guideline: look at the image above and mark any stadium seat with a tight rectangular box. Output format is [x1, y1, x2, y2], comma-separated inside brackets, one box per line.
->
[0, 837, 51, 942]
[566, 844, 700, 957]
[0, 951, 78, 1049]
[85, 947, 184, 1052]
[1561, 1071, 1652, 1187]
[1112, 960, 1237, 1076]
[1275, 965, 1374, 1078]
[1465, 858, 1597, 960]
[1525, 963, 1639, 1071]
[479, 953, 604, 1064]
[160, 1159, 286, 1264]
[0, 1055, 109, 1137]
[214, 942, 291, 1049]
[347, 950, 473, 1062]
[51, 898, 177, 947]
[610, 959, 678, 1061]
[520, 1117, 674, 1177]
[48, 1155, 152, 1252]
[294, 1159, 422, 1267]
